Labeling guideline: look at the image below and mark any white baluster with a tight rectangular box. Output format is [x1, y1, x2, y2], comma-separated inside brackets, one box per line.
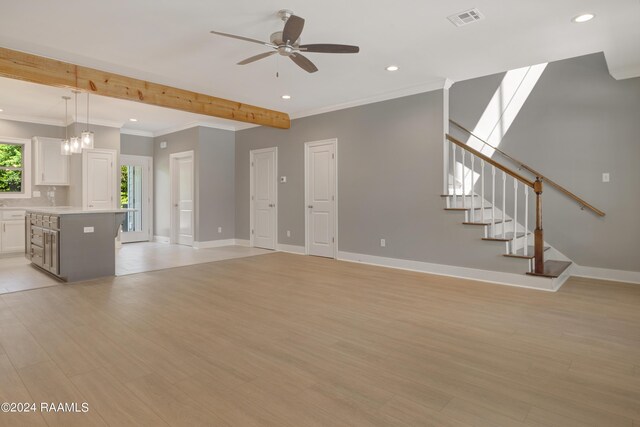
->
[481, 159, 485, 224]
[462, 150, 466, 208]
[491, 166, 496, 238]
[512, 179, 518, 254]
[470, 155, 475, 220]
[452, 144, 457, 207]
[501, 171, 506, 237]
[524, 186, 529, 256]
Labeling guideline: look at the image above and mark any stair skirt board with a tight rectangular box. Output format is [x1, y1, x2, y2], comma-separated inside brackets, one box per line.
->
[337, 251, 568, 292]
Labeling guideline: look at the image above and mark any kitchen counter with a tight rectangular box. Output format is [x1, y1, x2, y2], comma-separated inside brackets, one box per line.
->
[24, 207, 133, 215]
[25, 209, 128, 282]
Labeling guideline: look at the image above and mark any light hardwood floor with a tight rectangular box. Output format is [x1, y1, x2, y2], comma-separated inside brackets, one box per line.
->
[0, 252, 639, 426]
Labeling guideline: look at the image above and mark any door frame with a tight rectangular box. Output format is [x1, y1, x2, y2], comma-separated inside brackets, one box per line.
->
[82, 148, 118, 210]
[304, 138, 338, 259]
[169, 150, 195, 246]
[120, 154, 153, 243]
[249, 147, 278, 249]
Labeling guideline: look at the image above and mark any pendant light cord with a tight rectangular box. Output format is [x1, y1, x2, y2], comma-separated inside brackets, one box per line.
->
[86, 92, 90, 131]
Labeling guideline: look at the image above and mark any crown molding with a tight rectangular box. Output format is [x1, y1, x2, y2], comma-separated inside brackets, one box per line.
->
[153, 121, 236, 137]
[120, 128, 154, 137]
[0, 113, 64, 127]
[290, 78, 448, 121]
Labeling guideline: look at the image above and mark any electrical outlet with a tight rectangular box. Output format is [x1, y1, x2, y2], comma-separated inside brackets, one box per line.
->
[602, 173, 610, 183]
[160, 141, 167, 149]
[83, 227, 95, 233]
[218, 226, 222, 233]
[286, 230, 291, 237]
[32, 190, 41, 197]
[380, 238, 386, 247]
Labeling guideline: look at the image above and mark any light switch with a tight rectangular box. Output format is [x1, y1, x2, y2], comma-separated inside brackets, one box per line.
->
[160, 141, 167, 149]
[83, 227, 95, 233]
[380, 238, 386, 247]
[287, 230, 291, 237]
[602, 173, 610, 183]
[218, 226, 222, 233]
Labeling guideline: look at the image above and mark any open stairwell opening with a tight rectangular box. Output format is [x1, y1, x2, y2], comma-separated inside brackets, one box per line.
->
[442, 124, 605, 287]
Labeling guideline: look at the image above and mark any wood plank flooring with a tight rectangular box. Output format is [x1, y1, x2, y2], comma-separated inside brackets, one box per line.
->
[0, 252, 639, 426]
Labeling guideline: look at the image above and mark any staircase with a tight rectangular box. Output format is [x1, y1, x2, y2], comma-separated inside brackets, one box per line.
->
[443, 120, 605, 284]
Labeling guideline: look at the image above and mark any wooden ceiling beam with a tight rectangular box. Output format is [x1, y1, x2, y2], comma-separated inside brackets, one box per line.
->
[0, 47, 290, 129]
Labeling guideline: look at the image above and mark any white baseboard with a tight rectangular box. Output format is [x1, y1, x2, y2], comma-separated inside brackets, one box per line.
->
[153, 235, 170, 244]
[573, 265, 640, 285]
[337, 251, 563, 292]
[277, 244, 305, 255]
[234, 239, 250, 247]
[193, 239, 237, 249]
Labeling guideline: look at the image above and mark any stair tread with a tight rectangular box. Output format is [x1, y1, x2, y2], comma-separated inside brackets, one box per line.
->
[526, 260, 572, 278]
[444, 207, 493, 211]
[482, 232, 529, 242]
[463, 220, 512, 226]
[504, 246, 550, 259]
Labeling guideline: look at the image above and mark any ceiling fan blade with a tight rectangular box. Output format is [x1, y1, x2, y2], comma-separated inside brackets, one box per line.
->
[210, 30, 272, 47]
[282, 15, 305, 44]
[299, 44, 360, 54]
[290, 53, 318, 73]
[237, 51, 277, 65]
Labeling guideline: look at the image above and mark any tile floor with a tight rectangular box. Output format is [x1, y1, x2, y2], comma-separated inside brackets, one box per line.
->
[0, 243, 273, 295]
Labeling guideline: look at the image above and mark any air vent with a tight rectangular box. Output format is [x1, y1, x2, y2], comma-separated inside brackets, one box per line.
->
[447, 8, 484, 27]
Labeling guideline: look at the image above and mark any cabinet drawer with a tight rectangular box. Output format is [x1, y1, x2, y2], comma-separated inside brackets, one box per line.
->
[31, 226, 44, 247]
[49, 216, 60, 230]
[1, 210, 25, 220]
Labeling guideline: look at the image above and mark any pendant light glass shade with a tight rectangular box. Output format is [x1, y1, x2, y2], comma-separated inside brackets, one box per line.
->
[81, 131, 94, 149]
[70, 136, 82, 153]
[61, 139, 71, 156]
[60, 96, 72, 156]
[81, 92, 94, 149]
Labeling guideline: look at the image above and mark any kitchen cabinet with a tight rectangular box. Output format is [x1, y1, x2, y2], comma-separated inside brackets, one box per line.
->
[1, 210, 26, 253]
[33, 137, 70, 186]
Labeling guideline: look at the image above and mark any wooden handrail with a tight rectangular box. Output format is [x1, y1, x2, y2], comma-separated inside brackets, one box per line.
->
[446, 134, 534, 188]
[449, 120, 605, 217]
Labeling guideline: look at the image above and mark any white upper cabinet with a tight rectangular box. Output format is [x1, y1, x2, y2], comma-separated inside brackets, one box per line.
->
[33, 137, 69, 186]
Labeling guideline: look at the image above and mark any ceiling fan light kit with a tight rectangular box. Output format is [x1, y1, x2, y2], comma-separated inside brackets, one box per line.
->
[210, 10, 360, 73]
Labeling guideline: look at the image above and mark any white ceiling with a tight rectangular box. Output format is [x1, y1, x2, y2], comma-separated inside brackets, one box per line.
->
[0, 0, 638, 134]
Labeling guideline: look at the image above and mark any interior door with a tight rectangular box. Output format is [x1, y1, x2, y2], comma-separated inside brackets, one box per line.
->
[85, 150, 116, 210]
[171, 152, 194, 246]
[120, 155, 151, 243]
[306, 141, 336, 258]
[251, 148, 277, 250]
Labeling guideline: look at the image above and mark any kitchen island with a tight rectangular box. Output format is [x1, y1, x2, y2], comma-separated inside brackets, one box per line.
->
[25, 208, 128, 282]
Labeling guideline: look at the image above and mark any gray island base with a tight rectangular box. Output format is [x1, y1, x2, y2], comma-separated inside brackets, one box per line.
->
[25, 208, 127, 282]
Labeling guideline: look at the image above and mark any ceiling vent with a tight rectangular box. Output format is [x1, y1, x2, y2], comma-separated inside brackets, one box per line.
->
[447, 8, 484, 27]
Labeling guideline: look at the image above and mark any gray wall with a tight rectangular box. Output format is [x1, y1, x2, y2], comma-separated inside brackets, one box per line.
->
[153, 127, 199, 239]
[451, 53, 640, 272]
[153, 126, 235, 242]
[198, 127, 235, 242]
[0, 118, 69, 206]
[121, 133, 154, 157]
[236, 91, 529, 273]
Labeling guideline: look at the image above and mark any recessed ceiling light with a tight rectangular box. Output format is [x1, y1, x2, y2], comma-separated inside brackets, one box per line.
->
[281, 95, 291, 100]
[386, 65, 399, 72]
[129, 118, 138, 122]
[572, 13, 595, 23]
[0, 108, 3, 112]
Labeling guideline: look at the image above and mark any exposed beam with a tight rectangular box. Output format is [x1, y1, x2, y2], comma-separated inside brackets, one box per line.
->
[0, 47, 290, 129]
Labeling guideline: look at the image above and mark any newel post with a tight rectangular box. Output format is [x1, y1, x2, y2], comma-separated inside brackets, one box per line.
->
[534, 178, 544, 274]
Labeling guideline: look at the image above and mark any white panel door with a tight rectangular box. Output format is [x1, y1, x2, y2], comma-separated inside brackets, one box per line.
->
[85, 150, 116, 210]
[306, 141, 336, 258]
[251, 148, 277, 250]
[171, 152, 194, 246]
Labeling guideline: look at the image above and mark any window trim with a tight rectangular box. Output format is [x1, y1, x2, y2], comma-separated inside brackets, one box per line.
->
[0, 136, 31, 199]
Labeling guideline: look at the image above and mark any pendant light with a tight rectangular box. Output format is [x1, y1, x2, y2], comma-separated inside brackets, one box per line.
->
[60, 96, 72, 156]
[70, 90, 82, 154]
[81, 92, 94, 149]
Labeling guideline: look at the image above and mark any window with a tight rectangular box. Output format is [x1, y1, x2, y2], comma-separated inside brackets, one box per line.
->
[0, 137, 31, 198]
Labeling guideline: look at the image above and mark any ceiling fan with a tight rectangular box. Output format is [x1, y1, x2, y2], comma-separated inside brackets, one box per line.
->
[210, 9, 359, 73]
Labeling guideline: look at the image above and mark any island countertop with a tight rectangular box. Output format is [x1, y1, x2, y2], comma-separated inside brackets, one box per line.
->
[25, 207, 134, 215]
